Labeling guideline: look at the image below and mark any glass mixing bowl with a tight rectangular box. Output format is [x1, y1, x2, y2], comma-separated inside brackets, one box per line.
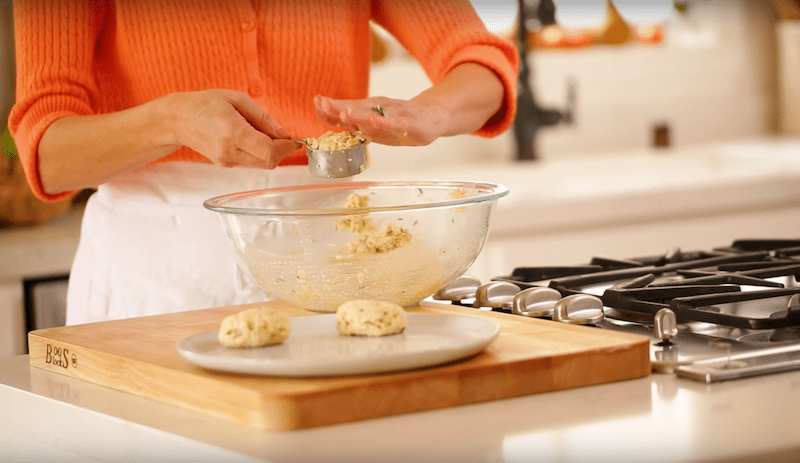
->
[204, 180, 508, 312]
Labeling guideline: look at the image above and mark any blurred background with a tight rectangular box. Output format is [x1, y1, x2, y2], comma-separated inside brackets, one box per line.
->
[2, 0, 800, 357]
[367, 0, 800, 167]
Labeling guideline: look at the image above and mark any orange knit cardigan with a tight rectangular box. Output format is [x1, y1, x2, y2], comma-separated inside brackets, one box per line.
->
[9, 0, 519, 201]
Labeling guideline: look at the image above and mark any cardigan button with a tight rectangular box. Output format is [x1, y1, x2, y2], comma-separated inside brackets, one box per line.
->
[241, 19, 255, 31]
[249, 81, 264, 96]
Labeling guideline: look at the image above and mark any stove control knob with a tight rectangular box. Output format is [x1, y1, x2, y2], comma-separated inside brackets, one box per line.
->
[663, 246, 682, 264]
[434, 274, 481, 302]
[512, 286, 561, 317]
[654, 308, 678, 345]
[475, 281, 521, 309]
[553, 294, 604, 325]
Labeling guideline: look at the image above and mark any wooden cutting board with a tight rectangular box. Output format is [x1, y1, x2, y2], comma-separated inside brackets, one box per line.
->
[27, 301, 651, 431]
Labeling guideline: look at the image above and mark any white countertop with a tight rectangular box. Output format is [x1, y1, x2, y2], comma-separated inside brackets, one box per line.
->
[2, 354, 800, 463]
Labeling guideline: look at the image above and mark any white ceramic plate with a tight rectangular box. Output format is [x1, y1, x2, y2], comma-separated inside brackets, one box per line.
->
[176, 313, 499, 377]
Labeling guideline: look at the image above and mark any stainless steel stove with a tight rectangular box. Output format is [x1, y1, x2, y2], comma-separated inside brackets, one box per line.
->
[433, 239, 800, 383]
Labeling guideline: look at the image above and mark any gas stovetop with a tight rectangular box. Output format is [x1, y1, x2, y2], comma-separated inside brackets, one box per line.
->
[434, 239, 800, 383]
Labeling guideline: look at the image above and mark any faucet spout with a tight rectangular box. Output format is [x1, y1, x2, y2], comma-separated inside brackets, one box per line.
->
[513, 0, 576, 161]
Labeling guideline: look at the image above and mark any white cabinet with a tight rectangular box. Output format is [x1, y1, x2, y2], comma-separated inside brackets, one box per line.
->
[0, 280, 24, 358]
[0, 208, 82, 357]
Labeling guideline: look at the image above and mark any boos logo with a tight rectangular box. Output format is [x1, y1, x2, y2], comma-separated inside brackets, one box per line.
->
[45, 344, 77, 370]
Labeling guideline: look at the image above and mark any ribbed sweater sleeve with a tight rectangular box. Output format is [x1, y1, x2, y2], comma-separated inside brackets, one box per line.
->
[9, 0, 107, 202]
[372, 0, 519, 138]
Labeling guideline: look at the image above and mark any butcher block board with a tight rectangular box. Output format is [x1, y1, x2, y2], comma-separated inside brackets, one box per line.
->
[28, 301, 650, 431]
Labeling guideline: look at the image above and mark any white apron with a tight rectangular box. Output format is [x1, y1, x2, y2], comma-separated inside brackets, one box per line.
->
[66, 162, 331, 325]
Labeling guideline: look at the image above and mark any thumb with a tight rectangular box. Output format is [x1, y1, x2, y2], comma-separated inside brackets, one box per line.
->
[230, 93, 292, 139]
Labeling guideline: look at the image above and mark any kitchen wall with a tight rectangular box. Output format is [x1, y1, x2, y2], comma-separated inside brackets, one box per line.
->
[367, 0, 781, 171]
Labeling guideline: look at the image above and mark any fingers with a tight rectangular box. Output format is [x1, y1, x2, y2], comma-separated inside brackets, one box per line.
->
[213, 148, 268, 169]
[314, 95, 393, 130]
[229, 93, 293, 140]
[225, 122, 301, 169]
[200, 89, 297, 168]
[243, 137, 300, 169]
[314, 95, 434, 146]
[215, 142, 299, 169]
[313, 95, 354, 129]
[211, 139, 300, 170]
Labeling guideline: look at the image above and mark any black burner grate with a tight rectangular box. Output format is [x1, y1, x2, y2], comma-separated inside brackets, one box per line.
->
[497, 239, 800, 330]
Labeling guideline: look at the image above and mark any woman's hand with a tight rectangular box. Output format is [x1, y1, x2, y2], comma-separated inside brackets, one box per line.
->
[312, 95, 445, 146]
[164, 89, 301, 169]
[38, 89, 302, 195]
[312, 63, 505, 148]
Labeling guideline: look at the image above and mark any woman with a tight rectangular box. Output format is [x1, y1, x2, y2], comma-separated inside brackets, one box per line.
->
[9, 0, 519, 324]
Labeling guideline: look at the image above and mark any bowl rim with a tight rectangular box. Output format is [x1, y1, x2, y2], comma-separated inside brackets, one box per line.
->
[203, 180, 509, 216]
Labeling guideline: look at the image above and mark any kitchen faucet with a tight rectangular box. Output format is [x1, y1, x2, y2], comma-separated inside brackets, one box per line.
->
[513, 0, 576, 161]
